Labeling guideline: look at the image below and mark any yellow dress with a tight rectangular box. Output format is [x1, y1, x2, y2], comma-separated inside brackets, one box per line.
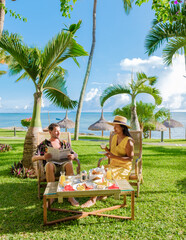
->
[105, 134, 132, 180]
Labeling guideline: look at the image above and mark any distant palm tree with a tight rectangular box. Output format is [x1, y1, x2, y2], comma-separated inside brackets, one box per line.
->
[100, 72, 162, 130]
[74, 0, 134, 140]
[113, 101, 169, 132]
[145, 3, 186, 68]
[0, 21, 88, 167]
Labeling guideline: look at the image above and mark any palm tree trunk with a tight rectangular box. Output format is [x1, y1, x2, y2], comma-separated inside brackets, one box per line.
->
[22, 92, 43, 168]
[130, 97, 140, 130]
[74, 0, 97, 140]
[0, 0, 5, 35]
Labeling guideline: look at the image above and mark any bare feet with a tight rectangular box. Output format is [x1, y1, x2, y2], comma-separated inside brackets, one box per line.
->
[81, 198, 97, 208]
[97, 196, 107, 201]
[43, 198, 55, 209]
[68, 197, 79, 206]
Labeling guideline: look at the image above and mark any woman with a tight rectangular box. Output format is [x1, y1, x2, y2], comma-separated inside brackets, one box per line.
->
[81, 116, 134, 208]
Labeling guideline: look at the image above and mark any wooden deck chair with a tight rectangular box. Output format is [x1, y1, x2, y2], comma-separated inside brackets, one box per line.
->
[36, 131, 81, 199]
[98, 130, 143, 197]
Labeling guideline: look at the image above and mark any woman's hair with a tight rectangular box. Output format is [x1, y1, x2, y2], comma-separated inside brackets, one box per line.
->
[48, 123, 60, 131]
[120, 125, 132, 138]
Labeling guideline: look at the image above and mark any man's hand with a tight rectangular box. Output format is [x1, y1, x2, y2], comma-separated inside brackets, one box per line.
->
[44, 153, 52, 161]
[67, 154, 75, 160]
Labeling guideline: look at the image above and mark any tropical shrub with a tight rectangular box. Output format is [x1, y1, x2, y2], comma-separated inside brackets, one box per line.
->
[21, 117, 32, 128]
[0, 143, 12, 152]
[10, 161, 35, 178]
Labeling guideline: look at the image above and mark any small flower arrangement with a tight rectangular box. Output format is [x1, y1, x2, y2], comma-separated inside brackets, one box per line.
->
[0, 143, 12, 152]
[21, 117, 32, 128]
[10, 161, 35, 178]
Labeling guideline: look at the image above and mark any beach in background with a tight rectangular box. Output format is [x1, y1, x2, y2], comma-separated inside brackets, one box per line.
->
[0, 111, 185, 139]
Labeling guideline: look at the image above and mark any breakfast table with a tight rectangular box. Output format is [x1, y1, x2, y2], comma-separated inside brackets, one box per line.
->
[43, 175, 135, 225]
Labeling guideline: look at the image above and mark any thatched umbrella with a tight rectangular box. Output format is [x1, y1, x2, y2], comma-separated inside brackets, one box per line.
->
[57, 111, 75, 132]
[163, 118, 184, 139]
[155, 122, 167, 142]
[88, 109, 113, 137]
[149, 122, 167, 142]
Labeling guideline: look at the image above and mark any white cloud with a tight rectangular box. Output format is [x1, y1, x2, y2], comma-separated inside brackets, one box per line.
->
[0, 97, 2, 108]
[84, 88, 99, 102]
[118, 54, 186, 111]
[24, 105, 28, 110]
[120, 56, 163, 72]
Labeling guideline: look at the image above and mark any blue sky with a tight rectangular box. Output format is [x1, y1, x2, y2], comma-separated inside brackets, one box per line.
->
[0, 0, 185, 113]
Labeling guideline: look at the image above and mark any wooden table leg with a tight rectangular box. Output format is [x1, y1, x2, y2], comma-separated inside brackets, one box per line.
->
[123, 195, 127, 206]
[131, 191, 135, 220]
[43, 196, 47, 225]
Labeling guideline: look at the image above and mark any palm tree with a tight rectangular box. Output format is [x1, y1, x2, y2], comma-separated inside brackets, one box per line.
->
[100, 72, 162, 130]
[0, 21, 88, 167]
[113, 101, 169, 134]
[145, 3, 186, 69]
[74, 0, 134, 140]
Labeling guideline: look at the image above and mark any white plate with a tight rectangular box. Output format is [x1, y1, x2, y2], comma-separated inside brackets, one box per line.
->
[73, 182, 96, 191]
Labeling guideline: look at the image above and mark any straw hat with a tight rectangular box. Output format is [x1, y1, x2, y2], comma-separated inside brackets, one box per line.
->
[107, 116, 131, 128]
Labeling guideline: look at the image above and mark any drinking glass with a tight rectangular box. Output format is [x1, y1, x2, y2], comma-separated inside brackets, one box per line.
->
[100, 142, 106, 149]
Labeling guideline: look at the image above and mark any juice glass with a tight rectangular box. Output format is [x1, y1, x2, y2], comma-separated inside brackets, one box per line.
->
[106, 168, 112, 180]
[60, 172, 66, 186]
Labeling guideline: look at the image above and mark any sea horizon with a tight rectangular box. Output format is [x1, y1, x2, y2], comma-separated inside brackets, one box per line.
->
[0, 111, 186, 139]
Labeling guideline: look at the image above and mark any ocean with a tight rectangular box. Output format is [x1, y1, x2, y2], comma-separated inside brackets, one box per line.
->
[0, 111, 185, 139]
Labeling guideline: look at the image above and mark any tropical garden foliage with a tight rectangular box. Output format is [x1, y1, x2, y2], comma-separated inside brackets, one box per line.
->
[0, 21, 88, 167]
[145, 3, 186, 68]
[113, 101, 170, 137]
[100, 72, 162, 130]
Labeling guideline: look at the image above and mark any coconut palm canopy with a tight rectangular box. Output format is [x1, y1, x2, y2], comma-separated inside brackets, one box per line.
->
[57, 111, 75, 131]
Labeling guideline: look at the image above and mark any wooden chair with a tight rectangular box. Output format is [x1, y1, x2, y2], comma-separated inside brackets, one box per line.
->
[98, 130, 143, 197]
[36, 131, 81, 199]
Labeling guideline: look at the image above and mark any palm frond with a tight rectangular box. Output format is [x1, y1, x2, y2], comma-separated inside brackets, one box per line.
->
[15, 72, 30, 82]
[122, 0, 133, 15]
[145, 3, 186, 56]
[0, 70, 6, 76]
[136, 85, 162, 105]
[163, 37, 186, 65]
[136, 72, 157, 86]
[40, 26, 88, 84]
[0, 31, 40, 81]
[43, 72, 77, 109]
[145, 22, 172, 56]
[100, 85, 131, 107]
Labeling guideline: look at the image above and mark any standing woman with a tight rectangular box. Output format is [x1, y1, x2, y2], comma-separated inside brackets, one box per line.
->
[81, 116, 134, 208]
[104, 115, 134, 180]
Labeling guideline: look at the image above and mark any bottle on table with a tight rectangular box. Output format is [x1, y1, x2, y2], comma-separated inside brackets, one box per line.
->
[60, 171, 66, 186]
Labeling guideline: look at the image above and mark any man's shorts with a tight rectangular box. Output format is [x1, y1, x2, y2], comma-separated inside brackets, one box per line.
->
[45, 160, 70, 177]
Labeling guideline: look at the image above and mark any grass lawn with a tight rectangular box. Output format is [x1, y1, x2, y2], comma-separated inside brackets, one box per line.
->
[0, 137, 185, 239]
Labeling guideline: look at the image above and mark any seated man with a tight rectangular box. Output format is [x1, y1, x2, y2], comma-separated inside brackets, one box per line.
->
[32, 123, 79, 206]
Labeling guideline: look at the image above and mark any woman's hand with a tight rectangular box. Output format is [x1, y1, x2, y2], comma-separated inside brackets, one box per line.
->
[105, 146, 110, 152]
[104, 151, 115, 158]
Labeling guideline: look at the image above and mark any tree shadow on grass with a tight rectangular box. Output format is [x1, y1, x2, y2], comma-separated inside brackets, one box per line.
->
[176, 177, 186, 194]
[0, 181, 133, 234]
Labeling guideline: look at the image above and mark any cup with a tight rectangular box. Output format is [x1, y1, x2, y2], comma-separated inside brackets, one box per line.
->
[60, 172, 66, 186]
[100, 142, 106, 149]
[106, 168, 112, 180]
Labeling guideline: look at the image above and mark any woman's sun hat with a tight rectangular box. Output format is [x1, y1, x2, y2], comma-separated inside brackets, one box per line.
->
[107, 116, 131, 128]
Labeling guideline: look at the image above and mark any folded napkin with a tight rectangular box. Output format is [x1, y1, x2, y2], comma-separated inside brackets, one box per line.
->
[108, 184, 119, 189]
[63, 185, 75, 191]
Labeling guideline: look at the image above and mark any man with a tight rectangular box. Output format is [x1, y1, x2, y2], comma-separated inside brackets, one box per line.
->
[32, 123, 79, 206]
